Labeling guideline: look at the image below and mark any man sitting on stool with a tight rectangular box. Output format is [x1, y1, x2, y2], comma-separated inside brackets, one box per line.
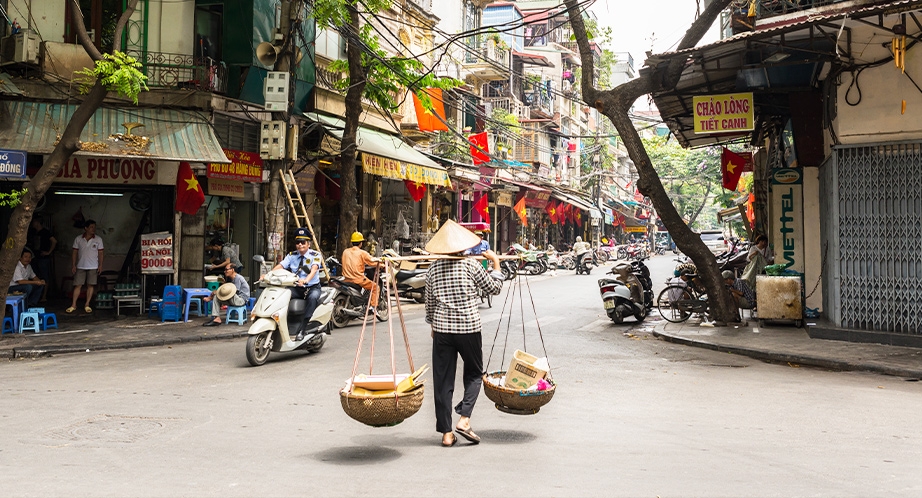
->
[723, 270, 755, 312]
[203, 265, 249, 326]
[9, 249, 45, 309]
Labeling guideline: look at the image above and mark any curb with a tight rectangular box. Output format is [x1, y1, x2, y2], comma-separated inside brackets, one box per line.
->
[652, 331, 922, 379]
[5, 330, 248, 359]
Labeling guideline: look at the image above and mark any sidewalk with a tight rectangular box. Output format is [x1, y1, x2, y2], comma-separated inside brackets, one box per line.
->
[652, 318, 922, 379]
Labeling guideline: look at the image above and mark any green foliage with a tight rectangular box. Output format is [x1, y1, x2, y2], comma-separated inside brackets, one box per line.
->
[0, 188, 26, 208]
[75, 51, 149, 104]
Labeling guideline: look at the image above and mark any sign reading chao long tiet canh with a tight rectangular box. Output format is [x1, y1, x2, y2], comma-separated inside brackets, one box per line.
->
[693, 93, 754, 134]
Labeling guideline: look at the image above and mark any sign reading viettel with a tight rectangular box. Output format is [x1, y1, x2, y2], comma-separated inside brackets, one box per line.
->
[0, 149, 27, 178]
[208, 149, 263, 182]
[693, 93, 754, 134]
[770, 168, 804, 273]
[140, 231, 174, 274]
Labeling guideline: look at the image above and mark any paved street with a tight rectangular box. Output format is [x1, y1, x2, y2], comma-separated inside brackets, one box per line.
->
[3, 256, 922, 497]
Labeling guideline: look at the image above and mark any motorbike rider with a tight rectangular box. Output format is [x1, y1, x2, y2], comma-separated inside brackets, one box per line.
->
[572, 236, 591, 272]
[342, 232, 383, 315]
[272, 228, 323, 339]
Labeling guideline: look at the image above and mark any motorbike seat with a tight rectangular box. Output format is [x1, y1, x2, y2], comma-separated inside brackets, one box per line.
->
[341, 280, 363, 290]
[395, 269, 426, 280]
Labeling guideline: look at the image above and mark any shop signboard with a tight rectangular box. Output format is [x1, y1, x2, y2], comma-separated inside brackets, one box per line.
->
[361, 153, 451, 187]
[624, 226, 647, 233]
[0, 149, 27, 178]
[208, 149, 263, 182]
[693, 93, 754, 134]
[55, 156, 176, 184]
[495, 191, 513, 207]
[140, 232, 174, 274]
[770, 168, 804, 273]
[207, 177, 245, 198]
[518, 189, 550, 209]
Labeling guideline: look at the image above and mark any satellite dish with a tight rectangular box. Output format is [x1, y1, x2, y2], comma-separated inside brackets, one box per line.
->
[256, 42, 280, 66]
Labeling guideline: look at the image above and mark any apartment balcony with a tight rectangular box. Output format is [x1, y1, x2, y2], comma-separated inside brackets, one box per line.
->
[462, 40, 511, 81]
[523, 90, 553, 119]
[483, 96, 529, 121]
[127, 50, 226, 94]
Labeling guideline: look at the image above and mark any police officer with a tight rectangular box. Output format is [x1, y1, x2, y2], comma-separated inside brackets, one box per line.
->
[272, 228, 323, 339]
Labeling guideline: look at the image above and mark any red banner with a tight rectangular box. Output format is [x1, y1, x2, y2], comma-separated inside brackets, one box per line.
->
[208, 149, 263, 182]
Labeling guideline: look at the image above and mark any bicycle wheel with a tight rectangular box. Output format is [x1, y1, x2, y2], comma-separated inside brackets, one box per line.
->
[657, 285, 693, 323]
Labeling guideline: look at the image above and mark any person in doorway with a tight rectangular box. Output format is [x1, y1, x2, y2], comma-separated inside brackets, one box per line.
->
[9, 250, 45, 309]
[202, 265, 250, 326]
[424, 220, 504, 447]
[742, 234, 772, 288]
[747, 234, 772, 262]
[206, 236, 243, 277]
[723, 270, 755, 311]
[272, 228, 323, 339]
[572, 236, 591, 273]
[342, 232, 382, 314]
[67, 220, 103, 314]
[27, 219, 56, 303]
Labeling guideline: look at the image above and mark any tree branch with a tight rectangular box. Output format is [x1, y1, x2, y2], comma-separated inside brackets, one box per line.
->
[68, 0, 140, 60]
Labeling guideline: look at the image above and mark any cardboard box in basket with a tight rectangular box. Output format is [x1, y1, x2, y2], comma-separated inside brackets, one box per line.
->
[503, 350, 547, 390]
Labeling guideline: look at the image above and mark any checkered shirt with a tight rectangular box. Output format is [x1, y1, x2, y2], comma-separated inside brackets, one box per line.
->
[731, 278, 755, 304]
[425, 258, 503, 334]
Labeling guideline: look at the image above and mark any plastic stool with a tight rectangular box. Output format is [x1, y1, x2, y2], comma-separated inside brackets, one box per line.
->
[2, 317, 14, 334]
[148, 300, 163, 319]
[206, 281, 221, 292]
[19, 311, 40, 333]
[39, 313, 58, 331]
[247, 297, 257, 311]
[187, 298, 204, 317]
[226, 306, 248, 325]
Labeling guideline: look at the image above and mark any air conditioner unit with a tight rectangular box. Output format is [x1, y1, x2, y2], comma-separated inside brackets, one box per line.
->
[0, 31, 40, 65]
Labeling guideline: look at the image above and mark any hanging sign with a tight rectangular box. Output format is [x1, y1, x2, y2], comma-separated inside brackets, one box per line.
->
[208, 149, 263, 182]
[495, 191, 513, 207]
[140, 231, 174, 274]
[693, 93, 754, 134]
[207, 177, 245, 198]
[770, 168, 804, 273]
[54, 156, 174, 184]
[0, 149, 27, 178]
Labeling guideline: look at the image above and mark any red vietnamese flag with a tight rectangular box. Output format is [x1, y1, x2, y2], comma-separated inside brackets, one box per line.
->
[404, 180, 426, 202]
[175, 161, 205, 214]
[411, 88, 449, 132]
[575, 209, 583, 227]
[513, 195, 528, 227]
[558, 203, 568, 224]
[473, 193, 490, 224]
[468, 132, 490, 165]
[721, 147, 746, 191]
[545, 200, 558, 224]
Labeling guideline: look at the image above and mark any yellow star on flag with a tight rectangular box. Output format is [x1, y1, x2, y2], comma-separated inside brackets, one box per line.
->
[414, 181, 423, 189]
[726, 161, 737, 174]
[185, 176, 200, 191]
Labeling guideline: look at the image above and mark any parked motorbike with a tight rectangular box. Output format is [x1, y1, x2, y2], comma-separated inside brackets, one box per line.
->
[382, 248, 427, 303]
[597, 257, 654, 324]
[506, 244, 548, 276]
[575, 251, 596, 275]
[245, 266, 334, 366]
[325, 257, 389, 328]
[557, 250, 577, 271]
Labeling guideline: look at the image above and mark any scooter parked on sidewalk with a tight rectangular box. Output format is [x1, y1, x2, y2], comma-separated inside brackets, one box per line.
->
[245, 264, 334, 366]
[597, 257, 654, 324]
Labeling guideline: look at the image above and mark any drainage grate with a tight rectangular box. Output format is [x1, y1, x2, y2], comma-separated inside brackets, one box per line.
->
[43, 414, 177, 445]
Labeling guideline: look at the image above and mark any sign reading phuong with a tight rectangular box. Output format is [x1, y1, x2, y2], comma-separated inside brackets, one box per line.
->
[693, 93, 754, 134]
[0, 149, 27, 178]
[208, 149, 263, 182]
[140, 232, 174, 274]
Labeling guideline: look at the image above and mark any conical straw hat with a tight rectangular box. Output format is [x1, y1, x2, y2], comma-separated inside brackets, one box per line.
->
[216, 282, 237, 301]
[425, 219, 482, 255]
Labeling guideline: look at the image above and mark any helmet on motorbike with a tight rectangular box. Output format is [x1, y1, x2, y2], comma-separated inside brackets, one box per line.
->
[576, 236, 582, 242]
[350, 232, 365, 243]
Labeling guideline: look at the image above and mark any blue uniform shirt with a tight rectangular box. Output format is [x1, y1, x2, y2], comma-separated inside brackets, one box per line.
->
[280, 249, 322, 285]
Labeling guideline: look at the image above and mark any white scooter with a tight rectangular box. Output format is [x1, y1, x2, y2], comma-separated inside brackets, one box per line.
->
[245, 266, 334, 366]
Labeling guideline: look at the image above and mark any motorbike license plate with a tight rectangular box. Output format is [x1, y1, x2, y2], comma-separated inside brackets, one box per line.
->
[603, 300, 615, 310]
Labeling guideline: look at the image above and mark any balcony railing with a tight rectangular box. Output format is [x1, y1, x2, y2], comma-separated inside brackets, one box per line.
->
[484, 96, 528, 121]
[731, 0, 851, 20]
[463, 40, 510, 69]
[127, 50, 226, 94]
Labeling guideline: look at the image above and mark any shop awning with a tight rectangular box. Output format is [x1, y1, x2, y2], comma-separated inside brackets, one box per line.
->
[512, 51, 554, 68]
[308, 112, 450, 187]
[0, 101, 230, 163]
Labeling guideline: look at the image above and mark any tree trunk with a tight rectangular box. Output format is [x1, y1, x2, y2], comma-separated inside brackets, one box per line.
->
[0, 1, 138, 324]
[336, 5, 366, 258]
[564, 0, 740, 323]
[687, 180, 713, 228]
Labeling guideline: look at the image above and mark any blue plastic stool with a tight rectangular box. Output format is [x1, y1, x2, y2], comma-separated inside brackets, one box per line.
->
[226, 306, 248, 325]
[148, 300, 162, 319]
[247, 297, 257, 312]
[160, 303, 182, 323]
[19, 311, 40, 333]
[187, 298, 204, 317]
[2, 317, 14, 334]
[39, 312, 58, 331]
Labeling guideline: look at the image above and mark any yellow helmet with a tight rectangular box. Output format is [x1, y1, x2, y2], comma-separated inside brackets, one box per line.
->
[351, 232, 365, 243]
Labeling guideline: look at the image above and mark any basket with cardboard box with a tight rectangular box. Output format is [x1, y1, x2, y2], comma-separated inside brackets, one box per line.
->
[483, 350, 555, 414]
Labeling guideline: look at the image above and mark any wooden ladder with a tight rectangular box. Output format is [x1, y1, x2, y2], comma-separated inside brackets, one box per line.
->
[281, 169, 330, 281]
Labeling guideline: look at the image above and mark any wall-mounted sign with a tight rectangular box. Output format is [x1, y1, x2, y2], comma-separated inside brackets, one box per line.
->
[140, 231, 173, 274]
[0, 149, 27, 178]
[207, 177, 245, 198]
[625, 226, 648, 233]
[55, 156, 176, 184]
[361, 153, 451, 187]
[495, 191, 513, 207]
[771, 168, 804, 273]
[693, 93, 754, 134]
[208, 149, 263, 182]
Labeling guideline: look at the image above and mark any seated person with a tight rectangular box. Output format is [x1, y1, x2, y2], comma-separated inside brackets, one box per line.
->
[723, 270, 755, 310]
[202, 265, 250, 326]
[9, 249, 45, 308]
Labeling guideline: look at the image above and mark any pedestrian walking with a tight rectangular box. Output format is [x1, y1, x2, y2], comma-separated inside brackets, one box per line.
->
[67, 220, 103, 314]
[424, 220, 504, 447]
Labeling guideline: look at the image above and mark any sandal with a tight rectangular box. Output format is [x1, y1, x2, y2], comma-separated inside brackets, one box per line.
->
[441, 434, 457, 447]
[65, 307, 76, 314]
[454, 426, 481, 444]
[84, 306, 93, 313]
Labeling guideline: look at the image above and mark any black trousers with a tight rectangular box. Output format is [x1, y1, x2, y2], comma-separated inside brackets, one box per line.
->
[432, 332, 483, 433]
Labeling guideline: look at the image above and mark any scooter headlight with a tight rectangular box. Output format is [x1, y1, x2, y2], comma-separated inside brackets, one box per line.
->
[271, 312, 281, 323]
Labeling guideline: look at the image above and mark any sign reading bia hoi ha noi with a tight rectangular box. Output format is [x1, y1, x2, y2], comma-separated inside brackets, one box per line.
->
[693, 93, 754, 134]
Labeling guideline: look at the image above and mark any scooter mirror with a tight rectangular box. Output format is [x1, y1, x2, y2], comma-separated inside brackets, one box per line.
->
[252, 255, 265, 263]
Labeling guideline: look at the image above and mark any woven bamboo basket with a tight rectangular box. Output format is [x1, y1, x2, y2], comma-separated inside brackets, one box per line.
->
[482, 371, 555, 415]
[339, 386, 425, 427]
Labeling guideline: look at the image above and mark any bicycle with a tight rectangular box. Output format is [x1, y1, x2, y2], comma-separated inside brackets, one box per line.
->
[656, 274, 710, 323]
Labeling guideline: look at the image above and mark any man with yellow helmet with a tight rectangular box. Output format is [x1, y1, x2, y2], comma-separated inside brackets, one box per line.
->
[342, 231, 382, 312]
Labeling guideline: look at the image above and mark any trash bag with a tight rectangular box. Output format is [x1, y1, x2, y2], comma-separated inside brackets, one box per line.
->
[395, 211, 410, 239]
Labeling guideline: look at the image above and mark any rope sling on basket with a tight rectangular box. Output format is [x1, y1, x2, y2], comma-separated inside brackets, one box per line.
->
[340, 260, 426, 427]
[483, 270, 556, 415]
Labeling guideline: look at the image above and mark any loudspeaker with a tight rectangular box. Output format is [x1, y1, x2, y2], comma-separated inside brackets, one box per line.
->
[256, 42, 280, 66]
